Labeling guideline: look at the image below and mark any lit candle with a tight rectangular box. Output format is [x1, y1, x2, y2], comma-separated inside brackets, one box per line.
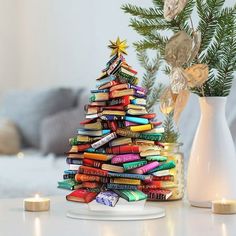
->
[24, 194, 50, 212]
[212, 198, 236, 214]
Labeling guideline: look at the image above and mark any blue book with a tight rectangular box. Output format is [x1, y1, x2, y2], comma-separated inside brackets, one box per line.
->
[125, 116, 149, 124]
[96, 75, 116, 87]
[108, 172, 151, 181]
[77, 129, 111, 136]
[91, 89, 109, 93]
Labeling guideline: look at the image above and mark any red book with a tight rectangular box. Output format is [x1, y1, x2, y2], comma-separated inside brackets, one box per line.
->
[106, 145, 140, 154]
[77, 144, 91, 152]
[82, 182, 101, 189]
[107, 121, 118, 131]
[152, 175, 174, 181]
[78, 166, 108, 177]
[66, 189, 97, 203]
[75, 174, 109, 183]
[102, 105, 124, 111]
[80, 118, 97, 125]
[83, 159, 103, 168]
[139, 113, 156, 119]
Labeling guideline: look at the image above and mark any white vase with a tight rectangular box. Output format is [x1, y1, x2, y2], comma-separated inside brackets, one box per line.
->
[187, 97, 236, 208]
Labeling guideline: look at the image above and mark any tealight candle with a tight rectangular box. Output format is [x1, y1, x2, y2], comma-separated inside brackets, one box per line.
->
[212, 198, 236, 214]
[24, 194, 50, 212]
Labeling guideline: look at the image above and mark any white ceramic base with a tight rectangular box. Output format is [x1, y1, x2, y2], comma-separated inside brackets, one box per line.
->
[189, 200, 211, 208]
[67, 199, 165, 221]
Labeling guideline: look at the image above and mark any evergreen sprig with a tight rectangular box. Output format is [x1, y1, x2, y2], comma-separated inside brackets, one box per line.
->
[161, 112, 180, 143]
[138, 50, 179, 143]
[122, 0, 236, 97]
[137, 50, 164, 112]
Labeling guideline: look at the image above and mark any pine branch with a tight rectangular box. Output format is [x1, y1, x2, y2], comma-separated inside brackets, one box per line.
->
[161, 112, 180, 143]
[121, 4, 163, 19]
[197, 0, 225, 55]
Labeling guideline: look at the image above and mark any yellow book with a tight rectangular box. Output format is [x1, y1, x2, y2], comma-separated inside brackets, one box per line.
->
[84, 121, 103, 130]
[126, 109, 147, 116]
[101, 164, 124, 173]
[68, 153, 84, 159]
[111, 178, 141, 185]
[77, 135, 101, 143]
[129, 124, 154, 132]
[125, 104, 146, 110]
[102, 110, 126, 116]
[109, 137, 132, 147]
[140, 150, 161, 157]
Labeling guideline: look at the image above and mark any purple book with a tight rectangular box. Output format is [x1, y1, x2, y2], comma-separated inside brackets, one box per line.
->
[111, 154, 140, 164]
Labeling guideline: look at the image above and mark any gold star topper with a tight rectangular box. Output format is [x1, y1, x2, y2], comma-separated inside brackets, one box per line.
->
[108, 37, 128, 57]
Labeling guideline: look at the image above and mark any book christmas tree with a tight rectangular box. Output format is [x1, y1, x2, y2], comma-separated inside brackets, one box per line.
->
[58, 38, 180, 206]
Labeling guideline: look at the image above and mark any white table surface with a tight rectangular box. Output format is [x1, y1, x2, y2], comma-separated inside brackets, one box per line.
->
[0, 196, 235, 236]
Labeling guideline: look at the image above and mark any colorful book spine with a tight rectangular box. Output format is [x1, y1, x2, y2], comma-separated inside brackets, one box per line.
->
[107, 172, 152, 181]
[77, 129, 111, 137]
[125, 116, 149, 124]
[131, 161, 160, 174]
[106, 145, 140, 154]
[123, 159, 147, 171]
[83, 158, 103, 168]
[145, 156, 167, 162]
[106, 183, 138, 190]
[83, 152, 112, 161]
[152, 175, 174, 181]
[78, 166, 108, 177]
[140, 181, 176, 189]
[108, 96, 130, 106]
[75, 174, 109, 183]
[82, 182, 101, 189]
[142, 189, 173, 201]
[110, 178, 141, 186]
[63, 173, 76, 179]
[116, 128, 140, 138]
[129, 124, 154, 132]
[91, 132, 117, 149]
[66, 158, 83, 165]
[111, 154, 140, 164]
[96, 191, 119, 207]
[114, 190, 147, 202]
[66, 189, 98, 203]
[96, 75, 116, 87]
[85, 148, 106, 154]
[147, 161, 176, 174]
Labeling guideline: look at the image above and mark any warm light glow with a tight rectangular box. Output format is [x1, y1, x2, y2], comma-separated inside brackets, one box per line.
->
[34, 194, 40, 199]
[17, 152, 24, 158]
[34, 217, 41, 236]
[221, 223, 227, 236]
[222, 198, 226, 204]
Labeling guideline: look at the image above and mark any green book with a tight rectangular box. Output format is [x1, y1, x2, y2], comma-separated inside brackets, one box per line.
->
[114, 190, 147, 202]
[145, 156, 167, 162]
[147, 161, 176, 174]
[123, 159, 147, 171]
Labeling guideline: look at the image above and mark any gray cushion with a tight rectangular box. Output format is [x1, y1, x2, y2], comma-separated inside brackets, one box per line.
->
[40, 107, 84, 155]
[0, 88, 78, 148]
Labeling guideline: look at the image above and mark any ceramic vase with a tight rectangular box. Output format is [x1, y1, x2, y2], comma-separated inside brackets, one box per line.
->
[187, 97, 236, 208]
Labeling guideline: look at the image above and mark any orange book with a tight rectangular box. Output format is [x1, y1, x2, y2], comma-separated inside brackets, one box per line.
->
[83, 152, 113, 161]
[109, 89, 135, 98]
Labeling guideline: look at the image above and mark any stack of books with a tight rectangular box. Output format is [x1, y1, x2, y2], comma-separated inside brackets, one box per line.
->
[58, 43, 177, 206]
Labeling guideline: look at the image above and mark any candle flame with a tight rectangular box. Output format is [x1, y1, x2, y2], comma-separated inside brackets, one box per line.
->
[222, 198, 226, 204]
[35, 194, 40, 199]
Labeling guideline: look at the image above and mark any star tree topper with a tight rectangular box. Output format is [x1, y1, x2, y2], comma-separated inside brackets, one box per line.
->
[108, 37, 128, 56]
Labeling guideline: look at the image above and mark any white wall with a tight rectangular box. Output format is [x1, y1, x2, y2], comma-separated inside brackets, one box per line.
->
[0, 0, 19, 95]
[0, 0, 234, 92]
[0, 0, 153, 93]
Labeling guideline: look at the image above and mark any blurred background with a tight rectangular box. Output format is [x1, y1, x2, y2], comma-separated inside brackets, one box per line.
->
[0, 0, 235, 198]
